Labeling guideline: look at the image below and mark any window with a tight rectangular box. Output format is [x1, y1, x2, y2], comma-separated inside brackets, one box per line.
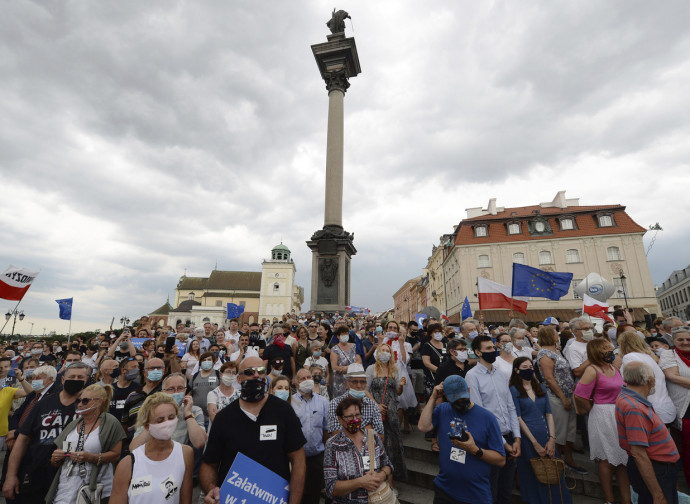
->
[475, 226, 487, 237]
[572, 279, 582, 299]
[561, 218, 574, 230]
[607, 246, 622, 261]
[513, 252, 525, 264]
[188, 292, 195, 301]
[215, 300, 222, 307]
[273, 282, 280, 292]
[478, 255, 490, 268]
[565, 249, 580, 263]
[539, 251, 553, 265]
[599, 215, 613, 227]
[508, 223, 520, 235]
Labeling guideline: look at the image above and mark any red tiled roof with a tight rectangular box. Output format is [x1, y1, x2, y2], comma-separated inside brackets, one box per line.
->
[455, 205, 646, 246]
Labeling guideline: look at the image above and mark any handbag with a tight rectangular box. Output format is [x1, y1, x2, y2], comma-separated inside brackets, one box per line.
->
[529, 456, 576, 503]
[573, 368, 599, 415]
[366, 430, 399, 504]
[75, 480, 104, 504]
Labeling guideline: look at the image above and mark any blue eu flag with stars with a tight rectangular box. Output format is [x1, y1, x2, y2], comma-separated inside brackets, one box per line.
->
[511, 263, 573, 301]
[227, 303, 245, 319]
[55, 298, 73, 320]
[461, 296, 473, 320]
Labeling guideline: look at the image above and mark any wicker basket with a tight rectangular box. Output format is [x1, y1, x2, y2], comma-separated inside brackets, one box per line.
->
[530, 457, 565, 485]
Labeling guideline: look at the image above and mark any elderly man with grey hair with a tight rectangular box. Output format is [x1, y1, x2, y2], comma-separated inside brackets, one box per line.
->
[563, 317, 595, 378]
[616, 361, 679, 504]
[508, 327, 535, 359]
[460, 319, 481, 341]
[661, 317, 683, 347]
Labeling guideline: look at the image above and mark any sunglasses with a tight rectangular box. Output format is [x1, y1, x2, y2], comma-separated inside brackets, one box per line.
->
[242, 366, 267, 377]
[76, 397, 98, 405]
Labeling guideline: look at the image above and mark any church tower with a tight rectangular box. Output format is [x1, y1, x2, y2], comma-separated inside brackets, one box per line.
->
[259, 244, 303, 321]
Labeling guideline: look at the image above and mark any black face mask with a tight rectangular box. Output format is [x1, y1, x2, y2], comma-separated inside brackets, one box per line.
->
[240, 378, 267, 403]
[603, 351, 616, 364]
[478, 350, 497, 364]
[451, 398, 472, 413]
[64, 379, 86, 396]
[155, 352, 165, 359]
[518, 369, 534, 381]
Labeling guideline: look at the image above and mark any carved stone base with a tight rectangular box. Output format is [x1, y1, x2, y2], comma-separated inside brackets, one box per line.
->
[307, 227, 356, 312]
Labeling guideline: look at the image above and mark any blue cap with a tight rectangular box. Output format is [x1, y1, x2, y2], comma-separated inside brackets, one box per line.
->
[443, 375, 470, 402]
[542, 316, 559, 326]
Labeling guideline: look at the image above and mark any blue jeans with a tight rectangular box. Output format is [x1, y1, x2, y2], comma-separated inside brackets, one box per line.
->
[627, 457, 678, 504]
[490, 433, 516, 504]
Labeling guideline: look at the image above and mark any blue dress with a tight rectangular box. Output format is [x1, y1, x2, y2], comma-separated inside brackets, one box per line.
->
[510, 385, 572, 504]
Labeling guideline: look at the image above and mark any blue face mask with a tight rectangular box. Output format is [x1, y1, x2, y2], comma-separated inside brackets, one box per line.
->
[313, 351, 322, 357]
[468, 331, 479, 340]
[171, 392, 185, 405]
[201, 361, 213, 371]
[274, 389, 290, 401]
[349, 389, 366, 399]
[31, 379, 44, 391]
[148, 369, 163, 382]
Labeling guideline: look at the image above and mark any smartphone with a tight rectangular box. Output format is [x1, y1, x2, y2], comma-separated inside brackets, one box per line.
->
[165, 336, 177, 353]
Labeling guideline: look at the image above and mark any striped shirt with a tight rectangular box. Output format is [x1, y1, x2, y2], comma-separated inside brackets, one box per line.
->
[615, 387, 679, 463]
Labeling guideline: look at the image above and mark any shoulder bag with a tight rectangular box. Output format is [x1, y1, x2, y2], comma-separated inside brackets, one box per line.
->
[366, 430, 398, 504]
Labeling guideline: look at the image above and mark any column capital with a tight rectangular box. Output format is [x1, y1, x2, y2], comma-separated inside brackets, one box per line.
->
[324, 69, 350, 94]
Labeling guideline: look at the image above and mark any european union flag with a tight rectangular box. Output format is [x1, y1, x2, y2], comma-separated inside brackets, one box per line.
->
[461, 296, 473, 320]
[55, 297, 73, 320]
[511, 263, 573, 301]
[227, 302, 245, 319]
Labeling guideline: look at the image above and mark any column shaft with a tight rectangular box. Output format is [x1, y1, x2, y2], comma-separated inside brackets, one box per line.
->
[324, 89, 344, 228]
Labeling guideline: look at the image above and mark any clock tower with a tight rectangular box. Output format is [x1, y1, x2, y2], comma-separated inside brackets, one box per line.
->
[259, 244, 303, 321]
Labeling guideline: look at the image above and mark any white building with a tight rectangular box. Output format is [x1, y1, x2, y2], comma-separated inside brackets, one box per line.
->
[657, 265, 690, 320]
[259, 243, 304, 320]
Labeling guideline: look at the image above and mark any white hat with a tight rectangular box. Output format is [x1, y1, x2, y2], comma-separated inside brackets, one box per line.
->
[346, 363, 366, 378]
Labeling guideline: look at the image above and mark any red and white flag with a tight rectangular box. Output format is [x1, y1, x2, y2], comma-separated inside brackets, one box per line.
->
[477, 277, 528, 314]
[441, 312, 449, 322]
[583, 294, 613, 323]
[0, 265, 39, 301]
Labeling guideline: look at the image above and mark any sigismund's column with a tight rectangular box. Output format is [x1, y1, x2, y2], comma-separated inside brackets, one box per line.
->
[306, 10, 361, 312]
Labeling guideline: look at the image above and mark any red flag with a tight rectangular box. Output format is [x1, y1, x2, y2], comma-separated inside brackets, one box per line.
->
[477, 277, 528, 314]
[583, 294, 614, 323]
[0, 266, 39, 301]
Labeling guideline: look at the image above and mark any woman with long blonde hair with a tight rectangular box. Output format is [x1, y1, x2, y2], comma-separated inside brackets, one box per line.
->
[365, 343, 407, 484]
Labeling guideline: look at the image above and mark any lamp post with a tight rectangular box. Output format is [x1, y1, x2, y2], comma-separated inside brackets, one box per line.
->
[5, 309, 25, 337]
[618, 271, 629, 309]
[120, 316, 130, 328]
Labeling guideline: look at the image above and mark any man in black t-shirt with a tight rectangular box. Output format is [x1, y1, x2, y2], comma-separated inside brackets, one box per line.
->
[435, 338, 473, 384]
[200, 356, 306, 504]
[262, 330, 295, 379]
[2, 362, 89, 502]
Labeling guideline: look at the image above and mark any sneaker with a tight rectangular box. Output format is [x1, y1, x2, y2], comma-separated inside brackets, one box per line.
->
[566, 462, 589, 475]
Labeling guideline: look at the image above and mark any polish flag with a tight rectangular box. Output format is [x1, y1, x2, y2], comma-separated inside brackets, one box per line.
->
[441, 312, 449, 322]
[583, 294, 614, 323]
[0, 265, 39, 301]
[477, 277, 528, 314]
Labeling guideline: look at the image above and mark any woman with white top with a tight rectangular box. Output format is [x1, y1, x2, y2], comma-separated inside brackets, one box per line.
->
[618, 331, 676, 425]
[109, 392, 193, 504]
[494, 332, 515, 381]
[207, 361, 240, 424]
[47, 384, 127, 503]
[304, 340, 329, 380]
[181, 339, 201, 378]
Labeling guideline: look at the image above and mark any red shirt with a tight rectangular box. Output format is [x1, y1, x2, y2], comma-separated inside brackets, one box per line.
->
[615, 388, 679, 463]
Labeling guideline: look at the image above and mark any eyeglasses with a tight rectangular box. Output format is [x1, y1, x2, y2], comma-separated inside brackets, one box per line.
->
[76, 397, 98, 405]
[341, 413, 362, 421]
[242, 366, 267, 376]
[163, 386, 186, 393]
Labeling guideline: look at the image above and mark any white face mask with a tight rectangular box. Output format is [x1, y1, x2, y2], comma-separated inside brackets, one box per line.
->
[378, 352, 392, 363]
[514, 339, 525, 348]
[339, 335, 350, 344]
[502, 343, 514, 353]
[148, 418, 178, 440]
[221, 374, 237, 387]
[454, 350, 468, 363]
[298, 379, 315, 394]
[432, 332, 443, 341]
[581, 329, 594, 341]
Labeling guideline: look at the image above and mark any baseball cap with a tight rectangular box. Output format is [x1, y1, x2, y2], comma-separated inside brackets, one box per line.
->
[542, 317, 559, 326]
[443, 375, 470, 402]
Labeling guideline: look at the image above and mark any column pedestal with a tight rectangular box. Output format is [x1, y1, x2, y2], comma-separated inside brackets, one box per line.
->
[307, 226, 356, 311]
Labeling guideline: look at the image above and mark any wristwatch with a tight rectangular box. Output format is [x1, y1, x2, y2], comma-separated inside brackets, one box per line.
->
[474, 447, 484, 458]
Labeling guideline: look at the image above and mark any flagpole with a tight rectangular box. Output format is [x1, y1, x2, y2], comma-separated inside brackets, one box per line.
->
[0, 299, 23, 336]
[67, 319, 72, 344]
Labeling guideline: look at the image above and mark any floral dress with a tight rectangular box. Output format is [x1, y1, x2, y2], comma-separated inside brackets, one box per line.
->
[332, 344, 357, 398]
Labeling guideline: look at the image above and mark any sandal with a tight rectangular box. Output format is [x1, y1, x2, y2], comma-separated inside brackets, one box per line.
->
[431, 440, 440, 452]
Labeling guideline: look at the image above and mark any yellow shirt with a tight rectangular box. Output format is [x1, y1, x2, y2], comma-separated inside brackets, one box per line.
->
[0, 387, 18, 436]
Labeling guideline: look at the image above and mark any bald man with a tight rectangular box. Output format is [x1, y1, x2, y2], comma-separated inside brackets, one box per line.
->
[200, 356, 306, 504]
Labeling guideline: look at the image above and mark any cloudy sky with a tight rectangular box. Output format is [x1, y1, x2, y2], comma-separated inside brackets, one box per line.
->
[2, 1, 690, 335]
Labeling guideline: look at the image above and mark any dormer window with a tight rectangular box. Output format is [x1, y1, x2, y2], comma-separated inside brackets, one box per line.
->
[507, 223, 520, 235]
[560, 218, 574, 230]
[475, 225, 488, 237]
[598, 215, 614, 227]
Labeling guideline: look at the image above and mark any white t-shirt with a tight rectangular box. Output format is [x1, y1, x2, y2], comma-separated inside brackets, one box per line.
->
[621, 352, 677, 424]
[512, 346, 533, 360]
[494, 356, 514, 382]
[564, 339, 588, 372]
[54, 426, 113, 503]
[303, 356, 329, 370]
[229, 347, 259, 362]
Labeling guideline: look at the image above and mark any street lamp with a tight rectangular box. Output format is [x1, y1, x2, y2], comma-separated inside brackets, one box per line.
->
[120, 316, 130, 328]
[5, 309, 26, 337]
[618, 271, 629, 309]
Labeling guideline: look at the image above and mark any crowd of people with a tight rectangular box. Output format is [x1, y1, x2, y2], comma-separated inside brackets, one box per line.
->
[0, 309, 685, 504]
